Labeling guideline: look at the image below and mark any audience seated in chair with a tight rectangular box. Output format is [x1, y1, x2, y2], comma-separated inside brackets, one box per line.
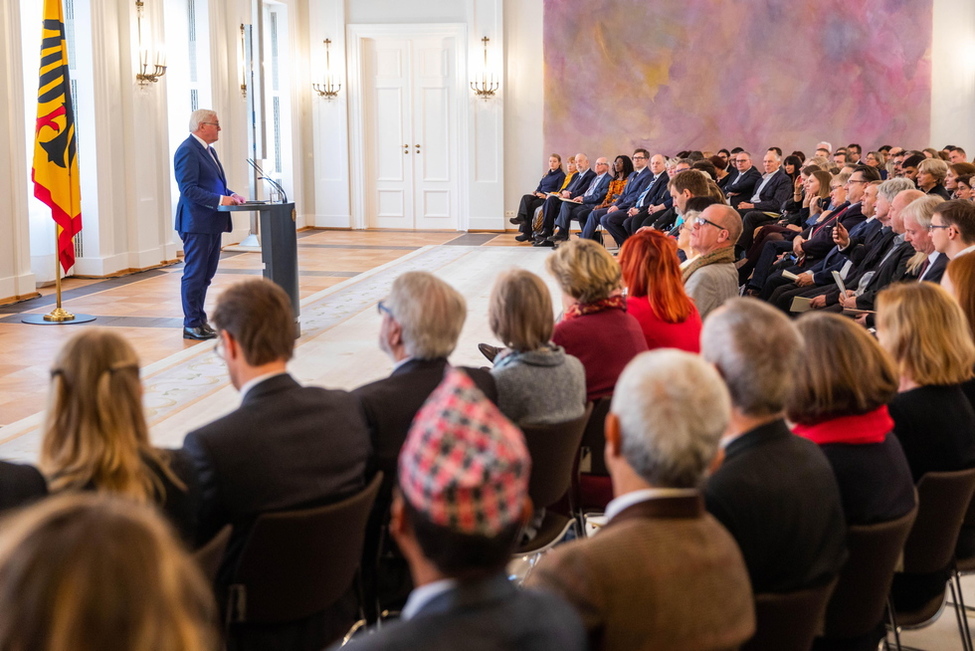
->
[181, 278, 370, 650]
[545, 239, 647, 401]
[0, 493, 218, 651]
[335, 369, 587, 651]
[876, 282, 975, 612]
[527, 350, 755, 650]
[542, 157, 612, 246]
[618, 228, 702, 352]
[701, 298, 847, 594]
[486, 268, 586, 427]
[682, 203, 742, 319]
[354, 271, 497, 613]
[511, 153, 566, 239]
[41, 328, 198, 544]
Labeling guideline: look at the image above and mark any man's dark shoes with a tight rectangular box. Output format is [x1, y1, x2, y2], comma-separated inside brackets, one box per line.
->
[509, 216, 526, 224]
[533, 238, 555, 247]
[183, 326, 217, 340]
[514, 233, 531, 242]
[547, 230, 569, 243]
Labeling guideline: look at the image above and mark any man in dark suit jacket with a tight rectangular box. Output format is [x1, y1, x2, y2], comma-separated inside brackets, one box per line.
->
[527, 350, 754, 650]
[174, 109, 246, 341]
[182, 278, 369, 650]
[702, 299, 847, 594]
[354, 271, 497, 614]
[736, 151, 809, 252]
[575, 149, 654, 242]
[535, 153, 596, 240]
[336, 368, 585, 651]
[542, 157, 612, 245]
[725, 151, 762, 208]
[591, 153, 669, 242]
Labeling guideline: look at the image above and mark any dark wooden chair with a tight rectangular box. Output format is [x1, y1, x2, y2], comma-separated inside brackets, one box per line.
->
[515, 403, 593, 557]
[888, 468, 975, 651]
[817, 505, 917, 647]
[743, 578, 838, 651]
[193, 524, 232, 584]
[226, 472, 383, 627]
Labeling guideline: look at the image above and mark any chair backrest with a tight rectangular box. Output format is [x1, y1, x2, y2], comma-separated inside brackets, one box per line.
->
[903, 468, 975, 575]
[579, 396, 612, 475]
[822, 505, 918, 639]
[228, 472, 383, 624]
[521, 403, 593, 509]
[742, 578, 838, 651]
[193, 524, 232, 584]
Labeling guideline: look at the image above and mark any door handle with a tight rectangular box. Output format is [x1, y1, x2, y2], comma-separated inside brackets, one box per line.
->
[415, 144, 421, 154]
[404, 144, 410, 155]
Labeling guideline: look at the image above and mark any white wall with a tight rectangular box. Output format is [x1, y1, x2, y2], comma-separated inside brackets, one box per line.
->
[0, 0, 36, 300]
[931, 0, 975, 154]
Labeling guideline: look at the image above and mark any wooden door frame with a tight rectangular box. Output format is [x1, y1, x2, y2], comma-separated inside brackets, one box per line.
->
[347, 23, 468, 231]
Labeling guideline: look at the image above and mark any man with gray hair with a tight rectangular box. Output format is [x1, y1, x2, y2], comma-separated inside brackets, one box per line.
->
[527, 349, 755, 649]
[702, 299, 846, 594]
[354, 271, 497, 613]
[174, 109, 246, 340]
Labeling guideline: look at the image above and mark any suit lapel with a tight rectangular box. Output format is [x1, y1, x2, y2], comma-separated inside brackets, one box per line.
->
[194, 137, 227, 185]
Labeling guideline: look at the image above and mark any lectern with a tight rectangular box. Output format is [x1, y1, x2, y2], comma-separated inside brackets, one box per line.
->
[218, 202, 300, 334]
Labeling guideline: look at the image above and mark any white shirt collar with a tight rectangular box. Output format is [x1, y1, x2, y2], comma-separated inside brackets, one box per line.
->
[605, 487, 699, 522]
[239, 370, 289, 400]
[191, 133, 210, 150]
[401, 579, 458, 620]
[392, 356, 414, 373]
[956, 244, 975, 258]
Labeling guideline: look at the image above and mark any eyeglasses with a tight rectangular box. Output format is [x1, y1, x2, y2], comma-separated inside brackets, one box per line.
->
[202, 122, 221, 128]
[845, 179, 866, 186]
[377, 300, 393, 317]
[213, 337, 225, 360]
[596, 162, 609, 166]
[927, 223, 951, 232]
[694, 216, 727, 231]
[632, 155, 647, 160]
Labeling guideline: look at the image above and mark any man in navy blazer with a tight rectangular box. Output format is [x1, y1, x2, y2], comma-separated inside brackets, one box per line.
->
[174, 109, 245, 340]
[575, 148, 654, 241]
[535, 152, 596, 241]
[542, 157, 613, 245]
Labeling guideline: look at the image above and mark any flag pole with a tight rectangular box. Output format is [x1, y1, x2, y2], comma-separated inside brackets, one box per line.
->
[42, 228, 75, 322]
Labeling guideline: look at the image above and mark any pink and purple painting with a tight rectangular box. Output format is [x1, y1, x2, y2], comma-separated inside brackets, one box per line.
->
[543, 0, 932, 157]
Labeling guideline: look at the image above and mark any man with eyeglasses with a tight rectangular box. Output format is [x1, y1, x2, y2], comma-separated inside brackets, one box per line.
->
[174, 109, 246, 341]
[354, 271, 497, 614]
[929, 199, 975, 265]
[682, 204, 742, 318]
[542, 156, 613, 246]
[575, 149, 655, 243]
[735, 150, 795, 253]
[724, 152, 762, 209]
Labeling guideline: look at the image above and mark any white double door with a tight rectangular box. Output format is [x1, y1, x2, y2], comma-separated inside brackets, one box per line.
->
[360, 33, 459, 230]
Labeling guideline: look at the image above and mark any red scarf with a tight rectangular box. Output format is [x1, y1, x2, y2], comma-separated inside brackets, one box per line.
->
[792, 405, 894, 446]
[564, 295, 627, 320]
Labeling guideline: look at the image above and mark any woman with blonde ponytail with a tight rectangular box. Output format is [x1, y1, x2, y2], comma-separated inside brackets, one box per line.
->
[40, 328, 197, 542]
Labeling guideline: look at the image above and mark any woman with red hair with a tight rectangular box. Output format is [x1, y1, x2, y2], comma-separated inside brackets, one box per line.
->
[618, 229, 703, 352]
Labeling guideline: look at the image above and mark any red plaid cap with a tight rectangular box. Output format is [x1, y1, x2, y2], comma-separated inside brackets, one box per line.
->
[398, 368, 530, 536]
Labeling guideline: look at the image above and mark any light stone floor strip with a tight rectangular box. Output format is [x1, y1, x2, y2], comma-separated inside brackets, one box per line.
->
[0, 245, 556, 459]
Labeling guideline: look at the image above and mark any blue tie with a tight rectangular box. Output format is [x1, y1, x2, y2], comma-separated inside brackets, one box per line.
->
[637, 176, 657, 207]
[584, 176, 600, 197]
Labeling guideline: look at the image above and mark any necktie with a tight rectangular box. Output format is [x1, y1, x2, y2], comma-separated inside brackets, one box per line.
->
[584, 175, 600, 196]
[637, 177, 657, 207]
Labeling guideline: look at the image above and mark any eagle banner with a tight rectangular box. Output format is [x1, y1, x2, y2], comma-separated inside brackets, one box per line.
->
[32, 0, 81, 274]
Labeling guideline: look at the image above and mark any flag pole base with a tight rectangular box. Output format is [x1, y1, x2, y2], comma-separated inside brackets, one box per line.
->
[22, 311, 95, 326]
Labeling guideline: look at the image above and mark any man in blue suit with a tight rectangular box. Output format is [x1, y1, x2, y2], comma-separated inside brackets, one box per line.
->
[539, 156, 612, 246]
[174, 109, 245, 340]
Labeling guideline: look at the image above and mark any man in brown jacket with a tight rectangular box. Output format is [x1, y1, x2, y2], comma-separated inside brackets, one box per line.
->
[526, 349, 755, 650]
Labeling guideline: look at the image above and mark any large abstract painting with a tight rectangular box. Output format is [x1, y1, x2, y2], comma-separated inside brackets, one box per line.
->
[543, 0, 932, 158]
